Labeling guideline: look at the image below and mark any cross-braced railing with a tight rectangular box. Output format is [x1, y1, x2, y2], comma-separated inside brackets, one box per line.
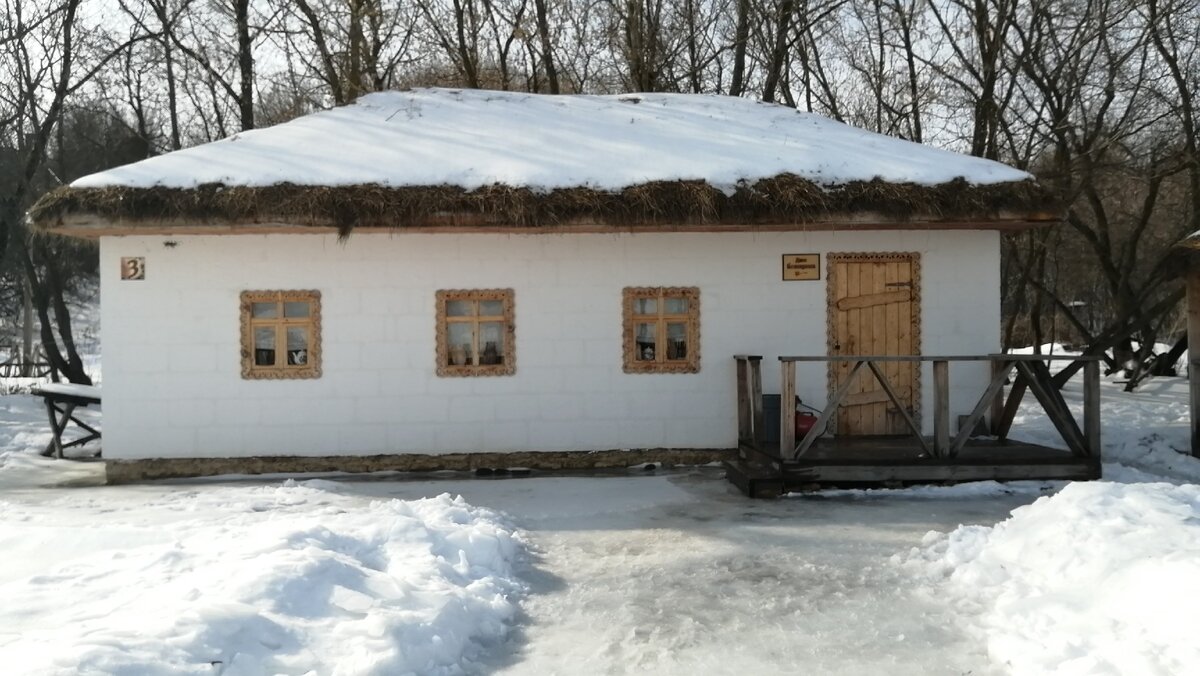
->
[735, 354, 1102, 462]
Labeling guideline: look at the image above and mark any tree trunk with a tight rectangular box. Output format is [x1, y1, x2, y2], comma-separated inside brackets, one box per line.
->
[153, 0, 182, 150]
[235, 0, 255, 130]
[729, 0, 751, 96]
[534, 0, 559, 93]
[762, 0, 795, 103]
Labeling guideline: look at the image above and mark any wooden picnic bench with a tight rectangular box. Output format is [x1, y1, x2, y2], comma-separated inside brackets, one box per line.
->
[31, 383, 101, 458]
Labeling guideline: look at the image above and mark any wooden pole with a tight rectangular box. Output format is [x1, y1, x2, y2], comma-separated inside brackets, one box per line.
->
[780, 360, 797, 458]
[1189, 265, 1200, 457]
[750, 358, 764, 449]
[736, 358, 749, 443]
[1083, 359, 1101, 457]
[933, 360, 949, 457]
[990, 358, 1006, 435]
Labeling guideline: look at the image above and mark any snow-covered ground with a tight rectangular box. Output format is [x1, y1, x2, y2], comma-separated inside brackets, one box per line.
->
[0, 367, 1198, 674]
[0, 458, 1045, 675]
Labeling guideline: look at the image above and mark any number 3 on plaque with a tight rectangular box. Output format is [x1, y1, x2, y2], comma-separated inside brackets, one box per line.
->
[121, 257, 145, 280]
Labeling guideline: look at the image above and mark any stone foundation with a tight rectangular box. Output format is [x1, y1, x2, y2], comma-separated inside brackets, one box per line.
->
[104, 448, 734, 483]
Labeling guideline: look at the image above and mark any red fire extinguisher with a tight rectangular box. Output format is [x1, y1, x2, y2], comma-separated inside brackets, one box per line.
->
[794, 398, 822, 438]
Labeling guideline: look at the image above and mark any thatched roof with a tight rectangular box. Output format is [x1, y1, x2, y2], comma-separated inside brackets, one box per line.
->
[30, 89, 1058, 236]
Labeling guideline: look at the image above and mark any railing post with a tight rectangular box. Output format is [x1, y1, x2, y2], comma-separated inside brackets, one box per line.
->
[933, 360, 949, 457]
[1192, 358, 1200, 458]
[736, 358, 750, 445]
[1084, 359, 1101, 456]
[750, 358, 764, 448]
[1193, 358, 1200, 457]
[780, 359, 796, 458]
[990, 357, 1006, 435]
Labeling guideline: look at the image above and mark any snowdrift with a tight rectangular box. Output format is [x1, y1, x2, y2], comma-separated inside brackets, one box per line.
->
[904, 481, 1200, 675]
[0, 482, 527, 675]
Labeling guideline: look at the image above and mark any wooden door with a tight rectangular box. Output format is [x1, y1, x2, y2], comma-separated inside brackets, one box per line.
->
[827, 253, 920, 436]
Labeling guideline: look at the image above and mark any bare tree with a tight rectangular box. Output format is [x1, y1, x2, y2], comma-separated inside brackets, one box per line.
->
[0, 0, 143, 383]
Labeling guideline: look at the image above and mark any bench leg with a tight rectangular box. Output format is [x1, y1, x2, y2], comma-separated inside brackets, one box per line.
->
[40, 401, 75, 459]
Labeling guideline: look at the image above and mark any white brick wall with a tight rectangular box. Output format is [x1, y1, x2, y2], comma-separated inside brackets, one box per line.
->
[99, 230, 1001, 459]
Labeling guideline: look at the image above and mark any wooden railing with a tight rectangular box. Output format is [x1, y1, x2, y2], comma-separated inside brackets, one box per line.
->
[734, 355, 765, 449]
[734, 354, 1102, 462]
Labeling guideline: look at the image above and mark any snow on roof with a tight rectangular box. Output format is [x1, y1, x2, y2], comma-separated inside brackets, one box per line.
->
[72, 88, 1029, 192]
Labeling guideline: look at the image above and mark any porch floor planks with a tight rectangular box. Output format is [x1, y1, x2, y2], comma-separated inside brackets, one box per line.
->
[728, 436, 1100, 497]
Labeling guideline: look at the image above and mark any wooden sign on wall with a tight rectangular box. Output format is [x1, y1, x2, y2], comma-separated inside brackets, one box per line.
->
[782, 254, 820, 281]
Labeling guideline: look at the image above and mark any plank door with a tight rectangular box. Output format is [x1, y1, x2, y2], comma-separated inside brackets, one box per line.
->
[827, 253, 920, 436]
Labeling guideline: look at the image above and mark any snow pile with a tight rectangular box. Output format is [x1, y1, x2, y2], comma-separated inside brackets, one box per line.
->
[0, 395, 54, 459]
[73, 88, 1030, 192]
[0, 482, 527, 675]
[903, 481, 1200, 675]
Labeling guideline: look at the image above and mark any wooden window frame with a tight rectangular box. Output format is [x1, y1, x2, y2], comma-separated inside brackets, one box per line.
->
[240, 290, 322, 380]
[622, 287, 700, 374]
[436, 289, 516, 377]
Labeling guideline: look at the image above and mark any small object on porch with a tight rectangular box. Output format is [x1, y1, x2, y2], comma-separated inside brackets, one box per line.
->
[31, 383, 102, 459]
[795, 411, 818, 439]
[759, 395, 827, 445]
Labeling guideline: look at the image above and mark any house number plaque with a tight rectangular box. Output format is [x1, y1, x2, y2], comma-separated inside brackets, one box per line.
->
[121, 257, 145, 280]
[782, 254, 820, 281]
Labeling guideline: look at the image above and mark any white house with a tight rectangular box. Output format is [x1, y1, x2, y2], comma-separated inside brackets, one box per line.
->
[30, 88, 1058, 483]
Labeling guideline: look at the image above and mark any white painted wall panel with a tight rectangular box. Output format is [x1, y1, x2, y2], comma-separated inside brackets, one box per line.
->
[99, 230, 1001, 459]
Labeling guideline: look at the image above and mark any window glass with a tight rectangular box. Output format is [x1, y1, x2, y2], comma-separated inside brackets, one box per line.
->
[284, 301, 310, 318]
[446, 300, 474, 317]
[447, 323, 474, 365]
[635, 323, 657, 361]
[633, 298, 657, 315]
[666, 323, 688, 360]
[286, 327, 309, 365]
[254, 327, 276, 366]
[479, 322, 504, 365]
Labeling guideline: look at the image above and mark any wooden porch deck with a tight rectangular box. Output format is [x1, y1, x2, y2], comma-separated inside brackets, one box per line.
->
[728, 354, 1103, 497]
[728, 437, 1100, 497]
